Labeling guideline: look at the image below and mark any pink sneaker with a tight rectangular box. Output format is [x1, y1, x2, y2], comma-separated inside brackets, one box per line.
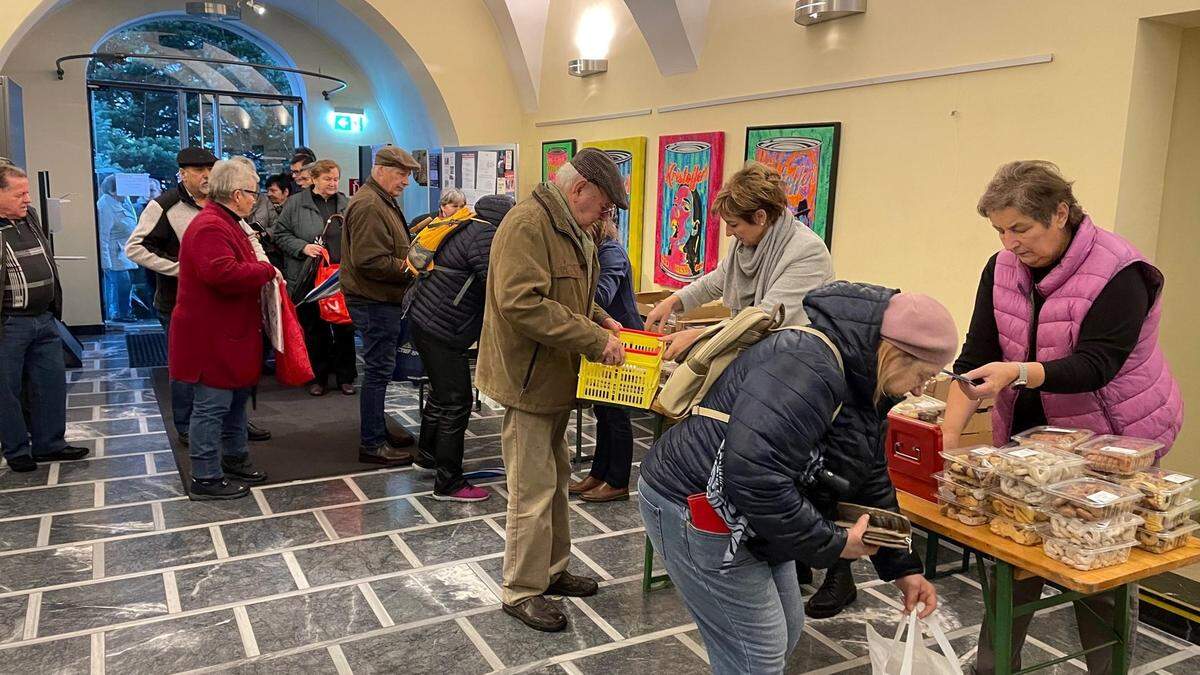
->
[432, 484, 490, 502]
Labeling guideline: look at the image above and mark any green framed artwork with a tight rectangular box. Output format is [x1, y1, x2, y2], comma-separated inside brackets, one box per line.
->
[744, 122, 841, 248]
[541, 139, 576, 183]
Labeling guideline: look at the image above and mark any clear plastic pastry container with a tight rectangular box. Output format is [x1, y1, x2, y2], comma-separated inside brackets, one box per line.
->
[1135, 499, 1200, 533]
[940, 446, 999, 486]
[938, 494, 990, 526]
[997, 475, 1048, 505]
[1074, 435, 1163, 475]
[989, 515, 1042, 546]
[1043, 512, 1142, 547]
[892, 394, 946, 423]
[1136, 522, 1199, 554]
[1011, 425, 1095, 450]
[987, 490, 1047, 524]
[1042, 535, 1135, 571]
[1100, 468, 1199, 511]
[992, 446, 1087, 487]
[933, 472, 988, 508]
[1042, 477, 1142, 522]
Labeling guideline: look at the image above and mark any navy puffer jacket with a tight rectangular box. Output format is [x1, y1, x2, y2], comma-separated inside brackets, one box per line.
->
[640, 282, 923, 581]
[407, 217, 498, 349]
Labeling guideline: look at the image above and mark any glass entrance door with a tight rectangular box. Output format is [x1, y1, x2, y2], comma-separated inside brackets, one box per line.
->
[215, 95, 300, 182]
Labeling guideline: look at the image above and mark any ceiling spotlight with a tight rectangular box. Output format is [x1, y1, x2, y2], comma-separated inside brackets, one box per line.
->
[795, 0, 866, 26]
[245, 0, 267, 16]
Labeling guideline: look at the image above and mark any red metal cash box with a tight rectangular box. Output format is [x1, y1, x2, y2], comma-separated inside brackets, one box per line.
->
[885, 412, 941, 502]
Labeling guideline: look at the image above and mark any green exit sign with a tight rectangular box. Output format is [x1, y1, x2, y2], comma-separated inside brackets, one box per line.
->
[328, 110, 365, 133]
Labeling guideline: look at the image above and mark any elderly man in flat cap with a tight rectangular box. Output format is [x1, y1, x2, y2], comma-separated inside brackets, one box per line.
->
[476, 148, 628, 632]
[341, 146, 422, 466]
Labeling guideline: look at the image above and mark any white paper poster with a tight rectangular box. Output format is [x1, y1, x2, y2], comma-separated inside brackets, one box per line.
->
[114, 173, 154, 198]
[441, 153, 455, 188]
[461, 153, 477, 190]
[476, 152, 497, 192]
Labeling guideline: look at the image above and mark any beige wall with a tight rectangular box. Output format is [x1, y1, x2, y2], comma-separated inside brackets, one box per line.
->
[1155, 28, 1200, 477]
[520, 0, 1200, 338]
[1, 0, 395, 326]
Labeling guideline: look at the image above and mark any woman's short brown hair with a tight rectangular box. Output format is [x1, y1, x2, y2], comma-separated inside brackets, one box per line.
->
[308, 159, 340, 178]
[976, 160, 1085, 230]
[713, 161, 788, 224]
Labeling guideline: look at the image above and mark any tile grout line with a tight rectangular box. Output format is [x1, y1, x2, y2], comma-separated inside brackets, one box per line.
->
[0, 466, 177, 498]
[93, 437, 105, 459]
[569, 546, 615, 581]
[569, 596, 624, 641]
[559, 662, 585, 675]
[35, 516, 51, 548]
[455, 616, 506, 671]
[406, 496, 438, 525]
[143, 454, 155, 476]
[342, 477, 369, 502]
[92, 542, 105, 581]
[22, 592, 41, 640]
[251, 489, 273, 516]
[93, 482, 105, 508]
[312, 511, 340, 541]
[209, 526, 230, 559]
[491, 623, 698, 675]
[1022, 636, 1088, 671]
[137, 417, 149, 435]
[569, 502, 613, 534]
[481, 516, 507, 540]
[46, 463, 60, 487]
[674, 632, 709, 664]
[466, 561, 505, 601]
[150, 502, 165, 531]
[356, 582, 394, 628]
[1136, 650, 1197, 675]
[90, 632, 105, 675]
[804, 623, 857, 660]
[388, 534, 423, 568]
[163, 571, 182, 613]
[281, 551, 310, 590]
[326, 644, 353, 675]
[232, 606, 260, 658]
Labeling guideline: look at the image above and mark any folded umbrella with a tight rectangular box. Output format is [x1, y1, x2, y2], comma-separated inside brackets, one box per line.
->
[299, 268, 341, 305]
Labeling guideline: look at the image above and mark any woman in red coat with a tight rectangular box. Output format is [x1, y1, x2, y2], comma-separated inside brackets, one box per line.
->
[169, 156, 277, 500]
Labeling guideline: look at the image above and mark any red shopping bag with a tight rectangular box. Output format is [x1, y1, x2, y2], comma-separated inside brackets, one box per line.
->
[275, 289, 314, 386]
[316, 249, 352, 325]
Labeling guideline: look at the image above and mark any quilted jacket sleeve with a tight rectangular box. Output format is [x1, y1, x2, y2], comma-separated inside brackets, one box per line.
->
[854, 451, 925, 581]
[721, 345, 849, 569]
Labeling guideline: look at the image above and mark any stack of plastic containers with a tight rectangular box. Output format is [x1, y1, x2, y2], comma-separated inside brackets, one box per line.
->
[935, 446, 997, 526]
[988, 434, 1089, 548]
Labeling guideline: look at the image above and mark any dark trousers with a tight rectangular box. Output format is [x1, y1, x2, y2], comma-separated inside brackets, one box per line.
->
[158, 310, 194, 435]
[589, 405, 633, 489]
[0, 313, 67, 460]
[189, 384, 250, 480]
[411, 324, 471, 494]
[347, 299, 405, 449]
[297, 302, 357, 387]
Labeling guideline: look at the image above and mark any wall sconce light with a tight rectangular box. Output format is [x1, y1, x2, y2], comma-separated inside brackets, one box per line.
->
[328, 107, 365, 133]
[794, 0, 867, 26]
[569, 6, 614, 77]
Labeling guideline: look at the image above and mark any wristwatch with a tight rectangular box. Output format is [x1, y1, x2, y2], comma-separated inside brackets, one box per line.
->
[1012, 362, 1029, 389]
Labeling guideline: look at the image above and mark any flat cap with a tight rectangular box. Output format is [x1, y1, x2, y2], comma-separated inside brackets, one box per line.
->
[177, 146, 218, 167]
[374, 146, 421, 171]
[570, 148, 629, 210]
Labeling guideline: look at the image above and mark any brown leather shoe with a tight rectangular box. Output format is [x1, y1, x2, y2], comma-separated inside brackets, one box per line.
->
[358, 445, 414, 466]
[568, 475, 602, 495]
[386, 422, 416, 448]
[580, 483, 629, 503]
[307, 383, 326, 397]
[546, 571, 598, 597]
[502, 596, 567, 632]
[340, 383, 356, 396]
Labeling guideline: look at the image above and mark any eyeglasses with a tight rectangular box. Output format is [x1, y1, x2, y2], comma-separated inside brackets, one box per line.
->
[600, 205, 618, 219]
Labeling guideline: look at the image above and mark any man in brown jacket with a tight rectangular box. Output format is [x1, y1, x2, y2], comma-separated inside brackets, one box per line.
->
[341, 146, 420, 465]
[476, 148, 627, 632]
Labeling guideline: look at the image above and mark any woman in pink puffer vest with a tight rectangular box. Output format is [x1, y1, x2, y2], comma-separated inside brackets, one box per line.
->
[945, 160, 1183, 675]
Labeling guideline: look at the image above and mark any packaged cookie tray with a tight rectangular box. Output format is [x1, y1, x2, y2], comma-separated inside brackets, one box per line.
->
[1134, 499, 1200, 533]
[939, 446, 999, 486]
[933, 471, 988, 502]
[997, 475, 1048, 505]
[987, 490, 1047, 524]
[1042, 535, 1135, 571]
[938, 494, 990, 526]
[1135, 522, 1199, 554]
[1098, 467, 1198, 512]
[1073, 435, 1163, 475]
[989, 515, 1042, 546]
[937, 485, 985, 511]
[1043, 512, 1142, 548]
[892, 394, 946, 423]
[1011, 425, 1096, 450]
[1041, 477, 1142, 522]
[991, 446, 1087, 488]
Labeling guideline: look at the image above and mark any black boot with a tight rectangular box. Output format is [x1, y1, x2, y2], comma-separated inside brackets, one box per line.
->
[796, 564, 813, 586]
[805, 559, 857, 619]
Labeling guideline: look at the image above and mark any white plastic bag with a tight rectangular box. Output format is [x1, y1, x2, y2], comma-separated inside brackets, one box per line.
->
[866, 609, 960, 675]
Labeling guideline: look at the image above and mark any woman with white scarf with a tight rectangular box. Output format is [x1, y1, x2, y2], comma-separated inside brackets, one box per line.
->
[646, 161, 834, 360]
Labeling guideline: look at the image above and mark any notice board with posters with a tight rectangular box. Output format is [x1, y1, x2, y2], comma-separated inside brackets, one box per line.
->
[439, 144, 519, 207]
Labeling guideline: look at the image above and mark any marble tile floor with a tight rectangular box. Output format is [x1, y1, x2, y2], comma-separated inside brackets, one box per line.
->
[0, 333, 1195, 673]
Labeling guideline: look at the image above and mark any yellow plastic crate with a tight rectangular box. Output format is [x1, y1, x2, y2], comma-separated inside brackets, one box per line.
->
[576, 329, 664, 409]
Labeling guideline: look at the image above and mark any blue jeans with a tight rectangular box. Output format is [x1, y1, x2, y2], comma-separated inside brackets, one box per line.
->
[103, 269, 133, 319]
[158, 310, 193, 435]
[638, 478, 804, 675]
[188, 384, 250, 480]
[347, 299, 405, 448]
[0, 313, 67, 461]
